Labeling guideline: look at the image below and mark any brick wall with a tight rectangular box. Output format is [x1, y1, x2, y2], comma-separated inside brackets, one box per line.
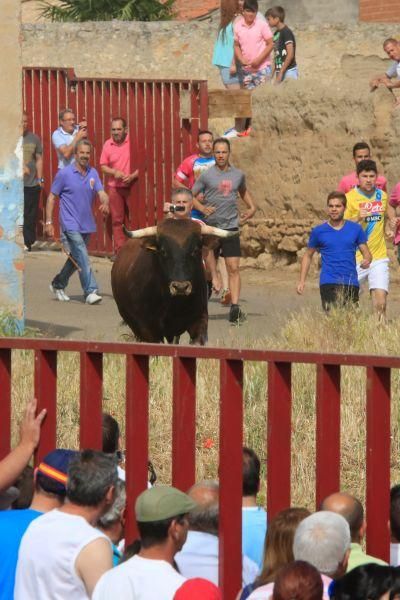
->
[360, 0, 400, 22]
[174, 0, 219, 20]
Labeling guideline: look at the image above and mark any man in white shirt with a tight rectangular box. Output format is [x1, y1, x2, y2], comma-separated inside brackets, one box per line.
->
[175, 480, 259, 586]
[93, 485, 197, 600]
[52, 108, 88, 170]
[15, 450, 118, 600]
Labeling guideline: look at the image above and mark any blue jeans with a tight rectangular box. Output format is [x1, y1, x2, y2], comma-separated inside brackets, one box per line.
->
[52, 231, 98, 296]
[282, 67, 299, 81]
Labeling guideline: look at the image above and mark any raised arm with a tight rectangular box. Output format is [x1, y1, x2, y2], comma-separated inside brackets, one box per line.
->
[0, 398, 46, 492]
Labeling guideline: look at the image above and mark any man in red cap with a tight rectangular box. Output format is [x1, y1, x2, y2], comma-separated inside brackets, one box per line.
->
[0, 448, 77, 600]
[174, 578, 222, 599]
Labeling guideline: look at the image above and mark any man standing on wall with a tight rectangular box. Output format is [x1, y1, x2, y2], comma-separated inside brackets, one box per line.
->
[192, 138, 256, 324]
[45, 140, 109, 305]
[22, 112, 43, 252]
[370, 38, 400, 104]
[100, 117, 138, 257]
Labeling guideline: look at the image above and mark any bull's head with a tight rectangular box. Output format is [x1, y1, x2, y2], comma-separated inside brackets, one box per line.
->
[123, 221, 238, 297]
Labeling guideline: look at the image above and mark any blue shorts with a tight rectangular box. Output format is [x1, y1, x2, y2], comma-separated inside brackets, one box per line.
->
[219, 66, 240, 86]
[239, 66, 272, 90]
[282, 67, 299, 81]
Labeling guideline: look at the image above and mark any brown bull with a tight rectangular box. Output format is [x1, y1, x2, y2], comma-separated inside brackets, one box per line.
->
[111, 218, 236, 344]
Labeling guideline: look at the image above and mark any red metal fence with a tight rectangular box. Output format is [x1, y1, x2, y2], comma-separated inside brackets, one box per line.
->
[23, 68, 208, 254]
[0, 339, 394, 599]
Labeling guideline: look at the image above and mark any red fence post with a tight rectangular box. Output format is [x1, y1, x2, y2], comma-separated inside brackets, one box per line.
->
[219, 359, 243, 599]
[316, 364, 341, 507]
[34, 350, 57, 464]
[172, 357, 196, 491]
[79, 352, 103, 449]
[267, 361, 292, 517]
[199, 81, 209, 130]
[0, 349, 11, 459]
[125, 354, 149, 543]
[366, 366, 391, 562]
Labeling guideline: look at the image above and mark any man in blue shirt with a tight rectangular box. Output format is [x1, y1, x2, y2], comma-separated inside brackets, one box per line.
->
[45, 140, 109, 305]
[0, 449, 76, 600]
[242, 447, 267, 570]
[297, 191, 372, 310]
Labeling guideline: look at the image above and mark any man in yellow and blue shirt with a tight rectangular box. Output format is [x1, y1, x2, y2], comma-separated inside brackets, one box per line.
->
[345, 159, 395, 317]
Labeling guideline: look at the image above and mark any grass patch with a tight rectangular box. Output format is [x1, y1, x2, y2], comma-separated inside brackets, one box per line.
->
[8, 307, 400, 509]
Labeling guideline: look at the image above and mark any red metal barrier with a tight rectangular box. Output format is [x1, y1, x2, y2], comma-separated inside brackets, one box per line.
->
[0, 339, 394, 599]
[22, 68, 208, 254]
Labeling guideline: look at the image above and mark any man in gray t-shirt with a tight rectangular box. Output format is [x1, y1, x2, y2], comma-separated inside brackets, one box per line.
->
[370, 38, 400, 106]
[22, 112, 43, 251]
[192, 138, 256, 324]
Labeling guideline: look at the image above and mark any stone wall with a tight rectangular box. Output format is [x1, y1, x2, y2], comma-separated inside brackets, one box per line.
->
[21, 20, 400, 266]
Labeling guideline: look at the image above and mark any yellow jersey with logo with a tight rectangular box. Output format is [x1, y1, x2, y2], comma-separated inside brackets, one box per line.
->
[344, 187, 387, 262]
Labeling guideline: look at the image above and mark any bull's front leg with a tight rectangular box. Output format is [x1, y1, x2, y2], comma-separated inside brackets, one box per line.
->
[187, 313, 208, 346]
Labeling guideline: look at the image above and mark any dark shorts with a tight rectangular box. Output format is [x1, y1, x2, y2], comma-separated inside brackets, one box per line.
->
[320, 284, 359, 311]
[219, 228, 241, 258]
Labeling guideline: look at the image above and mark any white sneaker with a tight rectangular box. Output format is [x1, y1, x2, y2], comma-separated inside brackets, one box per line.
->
[49, 284, 70, 302]
[85, 292, 102, 305]
[223, 127, 238, 139]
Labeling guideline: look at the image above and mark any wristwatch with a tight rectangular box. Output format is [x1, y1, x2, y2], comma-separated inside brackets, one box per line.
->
[37, 177, 44, 183]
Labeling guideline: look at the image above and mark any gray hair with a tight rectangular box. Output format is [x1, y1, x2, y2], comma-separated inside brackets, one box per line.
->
[75, 139, 92, 152]
[188, 480, 219, 535]
[293, 511, 351, 577]
[171, 188, 193, 201]
[59, 108, 74, 121]
[98, 479, 126, 529]
[67, 450, 118, 507]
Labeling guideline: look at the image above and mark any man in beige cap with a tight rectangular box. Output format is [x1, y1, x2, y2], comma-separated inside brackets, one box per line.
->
[93, 485, 197, 600]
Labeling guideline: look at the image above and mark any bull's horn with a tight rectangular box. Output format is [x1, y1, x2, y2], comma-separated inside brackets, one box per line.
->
[123, 225, 157, 238]
[201, 225, 239, 238]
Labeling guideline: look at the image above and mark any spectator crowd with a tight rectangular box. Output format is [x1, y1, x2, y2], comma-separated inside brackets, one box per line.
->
[0, 398, 399, 599]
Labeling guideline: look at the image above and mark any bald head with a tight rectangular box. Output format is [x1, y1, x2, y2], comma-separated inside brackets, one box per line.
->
[321, 493, 364, 542]
[187, 481, 219, 535]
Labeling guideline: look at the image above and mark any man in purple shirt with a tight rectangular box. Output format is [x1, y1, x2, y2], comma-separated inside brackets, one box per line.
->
[45, 140, 109, 305]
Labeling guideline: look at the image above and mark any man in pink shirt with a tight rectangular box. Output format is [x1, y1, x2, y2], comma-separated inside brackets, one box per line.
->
[338, 142, 387, 194]
[100, 117, 138, 255]
[234, 0, 273, 90]
[388, 182, 400, 259]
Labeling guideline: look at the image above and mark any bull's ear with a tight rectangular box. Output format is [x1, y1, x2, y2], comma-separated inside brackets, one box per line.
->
[201, 235, 219, 250]
[141, 236, 158, 252]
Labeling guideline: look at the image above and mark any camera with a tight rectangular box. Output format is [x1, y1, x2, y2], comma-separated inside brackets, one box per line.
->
[169, 205, 185, 213]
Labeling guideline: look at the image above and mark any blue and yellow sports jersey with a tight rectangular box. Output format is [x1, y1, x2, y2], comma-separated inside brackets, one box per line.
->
[344, 187, 387, 262]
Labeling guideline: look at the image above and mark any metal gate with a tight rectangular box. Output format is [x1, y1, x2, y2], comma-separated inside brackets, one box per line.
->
[23, 68, 208, 254]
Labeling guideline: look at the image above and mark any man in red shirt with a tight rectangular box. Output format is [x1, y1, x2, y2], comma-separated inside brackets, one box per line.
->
[100, 117, 139, 255]
[338, 142, 387, 194]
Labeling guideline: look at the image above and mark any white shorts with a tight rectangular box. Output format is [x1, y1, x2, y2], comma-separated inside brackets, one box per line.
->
[357, 258, 389, 292]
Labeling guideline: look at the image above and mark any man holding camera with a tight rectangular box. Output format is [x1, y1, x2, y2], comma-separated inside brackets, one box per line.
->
[163, 188, 198, 220]
[52, 108, 88, 170]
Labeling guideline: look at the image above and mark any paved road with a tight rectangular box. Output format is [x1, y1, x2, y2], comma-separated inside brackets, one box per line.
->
[24, 249, 321, 346]
[25, 248, 400, 346]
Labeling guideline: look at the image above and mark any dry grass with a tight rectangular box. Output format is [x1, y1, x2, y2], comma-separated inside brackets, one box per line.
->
[7, 306, 400, 510]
